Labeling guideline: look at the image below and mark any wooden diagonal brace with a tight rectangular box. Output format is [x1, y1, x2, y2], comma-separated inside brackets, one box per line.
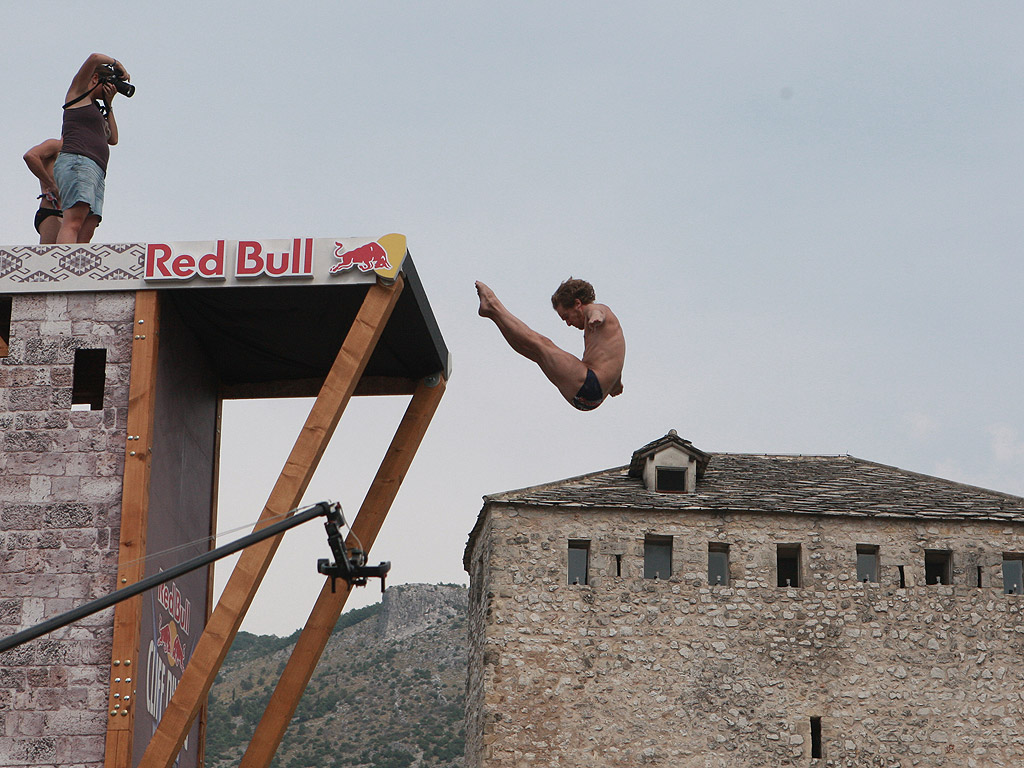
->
[239, 374, 446, 768]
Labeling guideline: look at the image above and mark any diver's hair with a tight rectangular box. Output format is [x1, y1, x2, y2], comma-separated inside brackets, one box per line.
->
[551, 278, 596, 309]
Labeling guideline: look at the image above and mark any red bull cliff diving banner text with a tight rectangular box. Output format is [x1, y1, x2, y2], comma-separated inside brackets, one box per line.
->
[135, 579, 201, 766]
[0, 234, 407, 293]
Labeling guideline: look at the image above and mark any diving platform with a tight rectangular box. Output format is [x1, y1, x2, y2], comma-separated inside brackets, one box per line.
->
[0, 235, 449, 768]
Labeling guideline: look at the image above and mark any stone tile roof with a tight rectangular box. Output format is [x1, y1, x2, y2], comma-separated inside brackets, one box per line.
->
[464, 449, 1024, 571]
[485, 454, 1024, 521]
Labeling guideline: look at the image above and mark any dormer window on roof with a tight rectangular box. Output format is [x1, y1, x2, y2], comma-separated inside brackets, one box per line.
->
[628, 430, 711, 493]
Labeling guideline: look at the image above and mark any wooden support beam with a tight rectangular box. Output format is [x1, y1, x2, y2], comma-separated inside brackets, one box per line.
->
[137, 277, 405, 768]
[239, 374, 446, 768]
[104, 291, 161, 768]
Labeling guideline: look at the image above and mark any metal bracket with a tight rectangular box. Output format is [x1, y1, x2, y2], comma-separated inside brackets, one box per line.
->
[316, 503, 391, 593]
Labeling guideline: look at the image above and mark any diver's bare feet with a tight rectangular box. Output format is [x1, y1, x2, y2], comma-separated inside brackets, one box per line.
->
[610, 381, 624, 397]
[476, 281, 500, 318]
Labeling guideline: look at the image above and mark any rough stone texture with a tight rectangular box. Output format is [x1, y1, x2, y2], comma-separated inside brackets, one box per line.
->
[464, 449, 1024, 768]
[0, 291, 134, 767]
[378, 582, 471, 643]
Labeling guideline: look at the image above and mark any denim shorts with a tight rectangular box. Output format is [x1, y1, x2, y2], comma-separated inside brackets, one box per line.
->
[54, 152, 105, 220]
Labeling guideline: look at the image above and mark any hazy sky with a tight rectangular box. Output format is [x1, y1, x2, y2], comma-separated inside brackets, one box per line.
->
[5, 2, 1023, 635]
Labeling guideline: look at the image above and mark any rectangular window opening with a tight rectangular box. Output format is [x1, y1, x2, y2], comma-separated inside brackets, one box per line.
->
[614, 553, 622, 578]
[0, 295, 11, 357]
[708, 543, 730, 586]
[72, 348, 107, 411]
[777, 544, 801, 588]
[897, 565, 906, 588]
[810, 716, 822, 759]
[644, 535, 672, 580]
[924, 549, 952, 585]
[1002, 555, 1024, 595]
[655, 466, 687, 493]
[567, 540, 590, 586]
[856, 545, 879, 583]
[977, 565, 984, 589]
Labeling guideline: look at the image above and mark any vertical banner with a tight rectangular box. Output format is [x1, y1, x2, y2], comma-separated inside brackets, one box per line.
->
[131, 299, 219, 767]
[136, 574, 205, 767]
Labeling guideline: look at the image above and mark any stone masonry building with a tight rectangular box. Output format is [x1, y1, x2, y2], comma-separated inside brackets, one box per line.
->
[1, 290, 136, 767]
[463, 431, 1024, 767]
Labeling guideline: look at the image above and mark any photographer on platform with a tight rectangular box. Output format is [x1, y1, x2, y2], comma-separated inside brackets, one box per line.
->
[54, 53, 132, 243]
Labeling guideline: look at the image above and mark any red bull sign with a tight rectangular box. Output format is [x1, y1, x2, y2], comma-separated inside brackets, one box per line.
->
[144, 578, 200, 762]
[0, 234, 408, 293]
[145, 239, 314, 281]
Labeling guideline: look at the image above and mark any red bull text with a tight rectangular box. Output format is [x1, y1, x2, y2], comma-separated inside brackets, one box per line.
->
[157, 581, 191, 636]
[145, 239, 314, 281]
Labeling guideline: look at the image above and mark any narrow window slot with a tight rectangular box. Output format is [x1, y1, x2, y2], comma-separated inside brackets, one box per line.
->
[810, 716, 822, 758]
[614, 553, 622, 578]
[71, 348, 107, 411]
[897, 565, 906, 588]
[0, 295, 11, 357]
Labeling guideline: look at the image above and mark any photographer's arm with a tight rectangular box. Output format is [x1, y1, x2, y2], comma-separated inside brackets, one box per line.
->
[104, 97, 119, 146]
[65, 53, 129, 107]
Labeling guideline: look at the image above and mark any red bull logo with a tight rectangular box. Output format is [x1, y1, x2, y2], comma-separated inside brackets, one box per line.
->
[156, 620, 187, 669]
[330, 241, 393, 274]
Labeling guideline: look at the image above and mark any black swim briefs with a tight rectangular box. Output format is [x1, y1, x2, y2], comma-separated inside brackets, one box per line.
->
[34, 207, 63, 234]
[571, 368, 604, 411]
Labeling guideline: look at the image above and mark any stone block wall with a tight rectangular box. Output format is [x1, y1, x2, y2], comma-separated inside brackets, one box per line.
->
[0, 291, 135, 767]
[465, 512, 494, 767]
[466, 504, 1024, 767]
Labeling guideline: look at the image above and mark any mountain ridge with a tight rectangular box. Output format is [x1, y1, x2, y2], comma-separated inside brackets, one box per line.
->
[205, 583, 468, 768]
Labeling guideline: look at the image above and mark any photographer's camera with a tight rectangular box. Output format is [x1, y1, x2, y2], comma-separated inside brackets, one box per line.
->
[98, 64, 135, 98]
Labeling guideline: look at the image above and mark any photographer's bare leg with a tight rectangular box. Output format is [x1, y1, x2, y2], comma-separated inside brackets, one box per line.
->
[476, 281, 586, 402]
[57, 203, 98, 244]
[79, 214, 100, 243]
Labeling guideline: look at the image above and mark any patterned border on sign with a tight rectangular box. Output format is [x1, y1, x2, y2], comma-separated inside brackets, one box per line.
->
[0, 244, 146, 285]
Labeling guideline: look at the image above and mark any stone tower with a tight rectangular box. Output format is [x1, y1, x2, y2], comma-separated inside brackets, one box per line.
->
[464, 431, 1024, 766]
